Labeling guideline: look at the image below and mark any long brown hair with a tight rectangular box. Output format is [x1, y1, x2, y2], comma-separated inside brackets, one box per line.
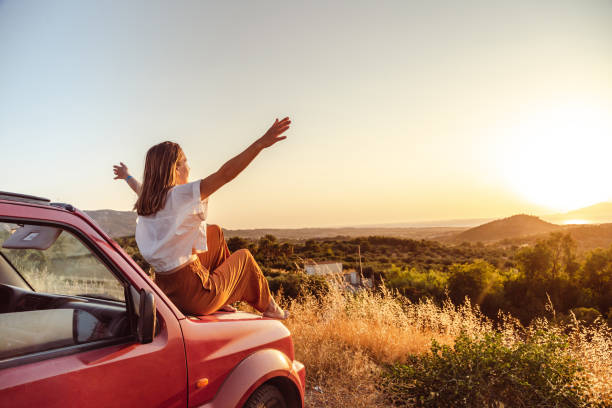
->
[135, 141, 183, 216]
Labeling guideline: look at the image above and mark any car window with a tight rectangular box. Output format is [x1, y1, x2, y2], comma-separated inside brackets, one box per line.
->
[0, 221, 130, 362]
[0, 222, 124, 301]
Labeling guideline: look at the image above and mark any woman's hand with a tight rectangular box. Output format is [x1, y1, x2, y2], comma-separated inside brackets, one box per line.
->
[113, 162, 130, 180]
[257, 117, 291, 149]
[199, 116, 292, 200]
[114, 162, 142, 196]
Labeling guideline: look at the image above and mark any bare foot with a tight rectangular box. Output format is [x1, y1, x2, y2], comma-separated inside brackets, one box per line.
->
[263, 299, 289, 320]
[219, 304, 237, 312]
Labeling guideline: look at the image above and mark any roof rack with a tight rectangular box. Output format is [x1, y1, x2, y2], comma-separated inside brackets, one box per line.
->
[0, 191, 51, 205]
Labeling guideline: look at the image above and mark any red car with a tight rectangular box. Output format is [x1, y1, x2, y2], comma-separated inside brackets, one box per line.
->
[0, 192, 305, 408]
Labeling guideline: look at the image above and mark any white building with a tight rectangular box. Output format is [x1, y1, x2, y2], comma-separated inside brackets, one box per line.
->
[304, 261, 361, 286]
[343, 270, 360, 285]
[304, 261, 343, 276]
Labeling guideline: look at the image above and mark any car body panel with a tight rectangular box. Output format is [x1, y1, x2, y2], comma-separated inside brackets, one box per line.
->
[180, 314, 298, 406]
[202, 349, 306, 408]
[0, 312, 187, 408]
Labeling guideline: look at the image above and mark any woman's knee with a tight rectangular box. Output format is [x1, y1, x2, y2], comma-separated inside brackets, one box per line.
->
[206, 224, 225, 242]
[207, 224, 223, 239]
[236, 248, 260, 266]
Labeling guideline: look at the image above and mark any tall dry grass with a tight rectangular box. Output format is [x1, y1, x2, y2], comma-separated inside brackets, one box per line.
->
[281, 284, 612, 408]
[564, 318, 612, 403]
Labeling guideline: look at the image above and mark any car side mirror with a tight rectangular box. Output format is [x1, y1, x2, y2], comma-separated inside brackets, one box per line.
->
[137, 289, 156, 344]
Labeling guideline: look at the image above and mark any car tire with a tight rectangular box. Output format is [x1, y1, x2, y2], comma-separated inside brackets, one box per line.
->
[243, 384, 288, 408]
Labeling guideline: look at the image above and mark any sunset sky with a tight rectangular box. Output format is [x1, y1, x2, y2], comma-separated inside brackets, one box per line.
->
[1, 1, 611, 228]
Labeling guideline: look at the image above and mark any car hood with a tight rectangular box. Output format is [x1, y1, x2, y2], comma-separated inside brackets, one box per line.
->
[186, 311, 264, 322]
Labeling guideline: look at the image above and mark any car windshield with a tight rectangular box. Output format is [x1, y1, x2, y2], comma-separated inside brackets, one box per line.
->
[0, 222, 124, 302]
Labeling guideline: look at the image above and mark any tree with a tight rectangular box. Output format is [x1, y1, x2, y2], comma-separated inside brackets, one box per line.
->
[545, 233, 578, 280]
[511, 233, 582, 321]
[280, 242, 294, 256]
[227, 237, 248, 253]
[517, 233, 577, 281]
[447, 260, 504, 316]
[516, 242, 552, 281]
[580, 247, 612, 313]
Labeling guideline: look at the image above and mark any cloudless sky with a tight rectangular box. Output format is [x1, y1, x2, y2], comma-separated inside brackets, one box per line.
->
[1, 0, 611, 228]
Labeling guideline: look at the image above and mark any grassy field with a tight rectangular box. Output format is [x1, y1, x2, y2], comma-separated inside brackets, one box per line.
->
[278, 284, 612, 407]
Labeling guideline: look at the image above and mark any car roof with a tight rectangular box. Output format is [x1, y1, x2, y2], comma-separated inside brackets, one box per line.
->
[0, 191, 51, 205]
[0, 191, 76, 212]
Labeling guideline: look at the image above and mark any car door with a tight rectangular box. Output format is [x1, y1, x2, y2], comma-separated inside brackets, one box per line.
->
[0, 212, 187, 408]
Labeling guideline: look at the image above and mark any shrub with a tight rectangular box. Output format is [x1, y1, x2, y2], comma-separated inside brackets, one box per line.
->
[567, 307, 602, 326]
[226, 236, 248, 252]
[384, 330, 590, 407]
[447, 260, 504, 317]
[266, 271, 329, 299]
[384, 265, 447, 302]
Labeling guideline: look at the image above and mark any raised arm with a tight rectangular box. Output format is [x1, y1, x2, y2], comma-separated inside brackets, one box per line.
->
[113, 162, 142, 196]
[200, 117, 291, 200]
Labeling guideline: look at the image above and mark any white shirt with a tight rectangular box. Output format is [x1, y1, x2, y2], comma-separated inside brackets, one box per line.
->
[135, 180, 208, 273]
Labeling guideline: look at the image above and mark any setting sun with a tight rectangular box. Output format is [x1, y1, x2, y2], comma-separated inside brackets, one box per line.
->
[502, 103, 612, 212]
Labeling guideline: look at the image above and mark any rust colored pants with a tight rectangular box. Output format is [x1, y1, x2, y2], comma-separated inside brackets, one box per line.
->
[155, 225, 272, 315]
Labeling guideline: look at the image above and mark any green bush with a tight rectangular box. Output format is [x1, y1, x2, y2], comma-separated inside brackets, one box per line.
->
[226, 236, 249, 252]
[384, 265, 447, 302]
[266, 271, 329, 300]
[447, 260, 505, 317]
[384, 331, 589, 407]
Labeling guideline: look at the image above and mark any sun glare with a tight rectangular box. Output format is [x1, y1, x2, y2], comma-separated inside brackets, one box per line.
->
[502, 103, 612, 212]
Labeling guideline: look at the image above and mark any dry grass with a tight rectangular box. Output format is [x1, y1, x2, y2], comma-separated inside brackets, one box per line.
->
[565, 318, 612, 404]
[280, 284, 612, 408]
[282, 285, 492, 407]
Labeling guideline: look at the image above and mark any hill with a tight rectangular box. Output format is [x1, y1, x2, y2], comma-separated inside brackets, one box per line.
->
[84, 210, 137, 238]
[82, 209, 467, 240]
[503, 222, 612, 254]
[81, 206, 612, 249]
[224, 226, 465, 241]
[452, 214, 561, 243]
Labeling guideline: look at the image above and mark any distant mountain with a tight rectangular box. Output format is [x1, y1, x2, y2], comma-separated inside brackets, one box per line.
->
[453, 214, 561, 243]
[543, 202, 612, 224]
[84, 207, 612, 253]
[564, 202, 612, 217]
[356, 217, 495, 228]
[83, 209, 467, 240]
[504, 223, 612, 254]
[224, 226, 466, 241]
[85, 210, 137, 238]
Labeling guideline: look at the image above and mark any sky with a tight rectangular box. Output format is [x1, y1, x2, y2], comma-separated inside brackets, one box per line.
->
[1, 0, 611, 228]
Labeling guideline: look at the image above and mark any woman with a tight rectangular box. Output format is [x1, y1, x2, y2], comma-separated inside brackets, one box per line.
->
[113, 117, 291, 319]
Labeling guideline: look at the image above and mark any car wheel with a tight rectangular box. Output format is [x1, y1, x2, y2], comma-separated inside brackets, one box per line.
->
[243, 384, 288, 408]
